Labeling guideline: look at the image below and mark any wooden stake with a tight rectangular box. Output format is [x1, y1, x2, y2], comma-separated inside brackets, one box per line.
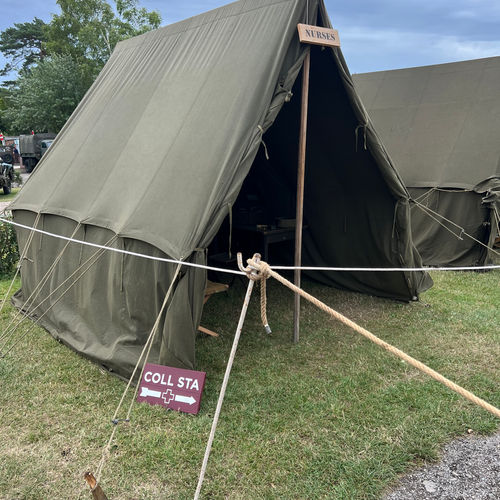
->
[84, 472, 109, 500]
[293, 49, 311, 343]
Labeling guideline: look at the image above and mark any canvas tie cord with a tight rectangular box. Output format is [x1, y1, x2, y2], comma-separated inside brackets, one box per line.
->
[0, 234, 117, 357]
[0, 222, 82, 342]
[0, 212, 41, 319]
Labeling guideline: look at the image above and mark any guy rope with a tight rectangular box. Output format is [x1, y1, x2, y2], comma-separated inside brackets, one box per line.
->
[192, 253, 499, 499]
[244, 254, 500, 419]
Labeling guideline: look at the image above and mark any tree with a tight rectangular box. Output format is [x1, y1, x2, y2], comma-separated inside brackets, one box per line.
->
[45, 0, 161, 84]
[0, 89, 10, 133]
[0, 18, 48, 77]
[0, 0, 160, 133]
[3, 55, 87, 133]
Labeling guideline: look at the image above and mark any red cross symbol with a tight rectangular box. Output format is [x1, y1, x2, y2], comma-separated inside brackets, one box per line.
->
[162, 389, 174, 405]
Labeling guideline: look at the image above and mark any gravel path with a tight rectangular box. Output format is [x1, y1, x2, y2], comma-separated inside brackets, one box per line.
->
[383, 432, 500, 499]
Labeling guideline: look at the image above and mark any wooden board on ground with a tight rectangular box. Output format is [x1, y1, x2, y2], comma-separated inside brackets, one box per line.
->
[199, 280, 229, 337]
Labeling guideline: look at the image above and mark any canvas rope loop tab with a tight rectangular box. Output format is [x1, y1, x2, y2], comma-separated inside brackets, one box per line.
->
[246, 259, 500, 420]
[355, 123, 367, 151]
[257, 125, 270, 160]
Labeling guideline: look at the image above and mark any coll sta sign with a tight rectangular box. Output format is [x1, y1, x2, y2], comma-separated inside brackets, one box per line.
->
[137, 363, 206, 415]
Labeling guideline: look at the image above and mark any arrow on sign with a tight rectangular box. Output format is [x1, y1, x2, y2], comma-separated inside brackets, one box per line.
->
[174, 394, 196, 405]
[140, 387, 162, 398]
[139, 387, 196, 406]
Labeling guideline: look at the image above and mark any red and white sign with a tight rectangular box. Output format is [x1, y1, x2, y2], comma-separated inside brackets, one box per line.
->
[0, 133, 4, 141]
[137, 363, 206, 415]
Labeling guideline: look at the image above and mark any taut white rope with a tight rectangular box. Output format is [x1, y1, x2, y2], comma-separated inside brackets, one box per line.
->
[1, 217, 498, 274]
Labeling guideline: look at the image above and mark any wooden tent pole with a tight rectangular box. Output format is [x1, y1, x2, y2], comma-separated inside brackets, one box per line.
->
[293, 49, 311, 343]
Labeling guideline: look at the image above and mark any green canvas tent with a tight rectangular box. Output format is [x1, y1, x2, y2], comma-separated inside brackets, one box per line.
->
[354, 57, 500, 266]
[11, 0, 431, 379]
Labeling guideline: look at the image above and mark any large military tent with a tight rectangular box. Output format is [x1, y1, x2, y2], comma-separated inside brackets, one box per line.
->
[354, 57, 500, 266]
[11, 0, 430, 379]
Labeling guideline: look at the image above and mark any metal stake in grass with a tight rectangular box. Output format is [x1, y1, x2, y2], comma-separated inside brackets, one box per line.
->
[194, 253, 260, 500]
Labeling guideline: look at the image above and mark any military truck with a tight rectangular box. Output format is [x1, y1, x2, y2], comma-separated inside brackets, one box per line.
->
[0, 144, 14, 164]
[0, 159, 14, 195]
[19, 133, 56, 173]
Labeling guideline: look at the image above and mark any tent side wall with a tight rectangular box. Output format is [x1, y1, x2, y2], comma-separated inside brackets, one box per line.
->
[408, 188, 496, 267]
[12, 210, 206, 378]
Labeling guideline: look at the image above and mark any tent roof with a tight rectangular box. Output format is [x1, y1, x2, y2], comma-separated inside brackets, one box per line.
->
[12, 0, 313, 260]
[354, 57, 500, 190]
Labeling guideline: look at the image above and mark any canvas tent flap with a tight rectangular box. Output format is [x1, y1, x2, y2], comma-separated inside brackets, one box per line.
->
[474, 176, 500, 204]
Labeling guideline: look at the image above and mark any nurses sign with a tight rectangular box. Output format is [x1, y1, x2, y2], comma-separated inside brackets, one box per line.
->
[137, 363, 206, 415]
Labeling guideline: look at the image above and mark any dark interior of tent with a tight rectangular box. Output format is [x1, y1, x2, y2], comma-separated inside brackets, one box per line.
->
[208, 45, 413, 299]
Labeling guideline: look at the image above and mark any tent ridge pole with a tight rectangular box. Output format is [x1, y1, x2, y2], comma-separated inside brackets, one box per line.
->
[294, 49, 311, 343]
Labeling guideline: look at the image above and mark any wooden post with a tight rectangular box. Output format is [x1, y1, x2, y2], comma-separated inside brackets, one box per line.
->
[293, 49, 311, 343]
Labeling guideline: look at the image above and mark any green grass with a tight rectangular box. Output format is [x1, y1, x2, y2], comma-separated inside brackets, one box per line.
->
[0, 271, 498, 499]
[0, 187, 20, 203]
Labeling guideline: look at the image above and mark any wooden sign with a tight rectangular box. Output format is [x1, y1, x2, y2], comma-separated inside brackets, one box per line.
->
[297, 24, 340, 48]
[137, 363, 206, 415]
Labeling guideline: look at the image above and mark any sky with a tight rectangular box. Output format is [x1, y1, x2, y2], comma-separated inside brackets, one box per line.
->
[0, 0, 499, 79]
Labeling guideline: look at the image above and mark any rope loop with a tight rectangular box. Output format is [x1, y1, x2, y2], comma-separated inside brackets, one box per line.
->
[237, 253, 272, 334]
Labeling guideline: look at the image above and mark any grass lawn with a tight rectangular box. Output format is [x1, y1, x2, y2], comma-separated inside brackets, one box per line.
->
[0, 270, 498, 499]
[0, 187, 20, 204]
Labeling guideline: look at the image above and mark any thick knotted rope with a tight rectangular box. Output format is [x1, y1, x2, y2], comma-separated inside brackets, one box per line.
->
[237, 253, 271, 334]
[245, 256, 500, 419]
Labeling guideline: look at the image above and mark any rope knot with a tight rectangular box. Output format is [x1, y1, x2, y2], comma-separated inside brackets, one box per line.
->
[237, 253, 272, 334]
[246, 257, 271, 282]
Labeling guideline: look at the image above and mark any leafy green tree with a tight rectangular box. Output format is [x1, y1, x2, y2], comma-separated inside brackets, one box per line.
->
[0, 0, 160, 134]
[0, 89, 10, 133]
[3, 55, 87, 133]
[0, 18, 48, 77]
[45, 0, 160, 84]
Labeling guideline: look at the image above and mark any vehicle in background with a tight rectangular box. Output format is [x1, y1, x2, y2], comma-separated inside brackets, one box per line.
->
[19, 133, 57, 173]
[0, 144, 14, 164]
[40, 139, 54, 158]
[0, 159, 14, 195]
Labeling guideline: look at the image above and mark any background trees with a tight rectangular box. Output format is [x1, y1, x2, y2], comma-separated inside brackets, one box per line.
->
[0, 0, 161, 134]
[0, 18, 47, 79]
[3, 55, 87, 133]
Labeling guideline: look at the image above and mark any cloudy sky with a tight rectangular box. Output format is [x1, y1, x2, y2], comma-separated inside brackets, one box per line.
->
[1, 0, 499, 79]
